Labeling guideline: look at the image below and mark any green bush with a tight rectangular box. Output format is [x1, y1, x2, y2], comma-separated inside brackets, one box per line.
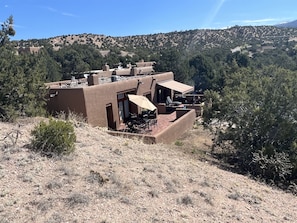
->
[30, 119, 76, 157]
[205, 66, 297, 187]
[174, 140, 184, 146]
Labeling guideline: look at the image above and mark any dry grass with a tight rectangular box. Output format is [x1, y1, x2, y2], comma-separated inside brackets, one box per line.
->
[0, 117, 297, 222]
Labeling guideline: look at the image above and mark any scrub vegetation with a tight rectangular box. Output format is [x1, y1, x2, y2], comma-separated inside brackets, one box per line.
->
[1, 15, 297, 209]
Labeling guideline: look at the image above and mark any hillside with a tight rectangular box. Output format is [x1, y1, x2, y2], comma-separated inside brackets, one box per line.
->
[1, 118, 297, 222]
[16, 26, 297, 55]
[276, 20, 297, 28]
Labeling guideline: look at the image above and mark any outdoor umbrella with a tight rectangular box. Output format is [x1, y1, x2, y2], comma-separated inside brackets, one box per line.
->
[128, 94, 157, 111]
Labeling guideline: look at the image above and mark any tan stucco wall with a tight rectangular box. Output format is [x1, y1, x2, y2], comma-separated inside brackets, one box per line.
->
[47, 88, 87, 116]
[183, 104, 204, 116]
[154, 109, 196, 144]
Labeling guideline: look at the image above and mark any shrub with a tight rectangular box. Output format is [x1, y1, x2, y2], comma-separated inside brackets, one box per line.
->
[251, 150, 293, 182]
[30, 119, 76, 157]
[177, 195, 193, 205]
[66, 193, 89, 207]
[56, 111, 87, 127]
[174, 140, 183, 146]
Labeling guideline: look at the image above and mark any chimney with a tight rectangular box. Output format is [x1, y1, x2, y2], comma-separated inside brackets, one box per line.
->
[87, 74, 99, 86]
[131, 67, 137, 76]
[102, 63, 110, 71]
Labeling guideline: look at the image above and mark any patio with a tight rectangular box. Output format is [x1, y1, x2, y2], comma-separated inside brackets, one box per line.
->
[110, 108, 196, 144]
[118, 111, 177, 135]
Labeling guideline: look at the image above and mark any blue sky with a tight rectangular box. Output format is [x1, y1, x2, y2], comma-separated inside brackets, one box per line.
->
[1, 0, 297, 40]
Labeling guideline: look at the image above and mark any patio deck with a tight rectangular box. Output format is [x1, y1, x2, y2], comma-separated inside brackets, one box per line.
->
[147, 112, 178, 135]
[112, 108, 196, 144]
[118, 111, 177, 136]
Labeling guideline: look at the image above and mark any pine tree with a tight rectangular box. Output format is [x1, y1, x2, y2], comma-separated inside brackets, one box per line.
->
[0, 16, 46, 121]
[205, 66, 297, 185]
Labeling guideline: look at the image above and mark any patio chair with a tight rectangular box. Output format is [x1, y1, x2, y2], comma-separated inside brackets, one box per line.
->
[147, 110, 156, 119]
[129, 113, 138, 120]
[166, 96, 182, 106]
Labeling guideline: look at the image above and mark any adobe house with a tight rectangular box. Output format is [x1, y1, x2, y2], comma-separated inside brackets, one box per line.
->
[46, 62, 198, 143]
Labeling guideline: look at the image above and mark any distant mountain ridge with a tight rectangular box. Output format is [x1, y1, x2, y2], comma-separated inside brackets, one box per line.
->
[15, 25, 297, 57]
[275, 20, 297, 28]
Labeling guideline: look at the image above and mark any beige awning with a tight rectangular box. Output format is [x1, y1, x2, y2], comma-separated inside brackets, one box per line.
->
[157, 80, 194, 94]
[128, 94, 157, 111]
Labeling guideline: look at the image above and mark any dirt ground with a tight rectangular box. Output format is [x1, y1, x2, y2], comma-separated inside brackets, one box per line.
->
[0, 117, 297, 223]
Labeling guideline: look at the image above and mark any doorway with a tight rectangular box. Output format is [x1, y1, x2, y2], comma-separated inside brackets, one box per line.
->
[106, 104, 115, 130]
[157, 87, 171, 103]
[117, 93, 130, 123]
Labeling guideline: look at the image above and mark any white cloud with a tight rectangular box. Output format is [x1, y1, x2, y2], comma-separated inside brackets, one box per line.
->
[44, 6, 78, 17]
[62, 12, 77, 17]
[242, 18, 276, 23]
[231, 18, 280, 25]
[46, 7, 58, 13]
